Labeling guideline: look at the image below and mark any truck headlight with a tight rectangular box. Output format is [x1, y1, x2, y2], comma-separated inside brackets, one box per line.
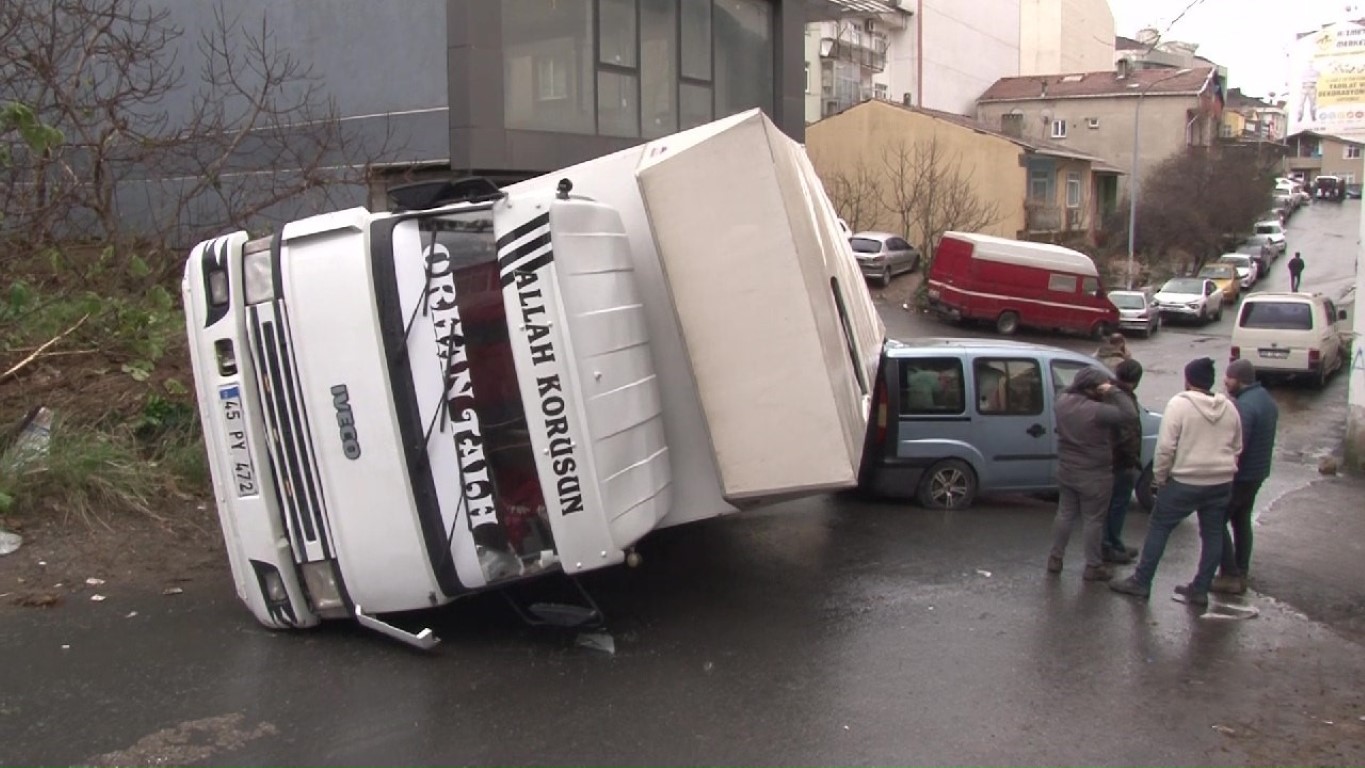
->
[243, 250, 275, 305]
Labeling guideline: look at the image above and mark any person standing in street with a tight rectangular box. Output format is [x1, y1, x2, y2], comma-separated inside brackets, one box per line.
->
[1212, 359, 1279, 595]
[1110, 357, 1243, 606]
[1288, 252, 1305, 292]
[1048, 367, 1127, 581]
[1094, 333, 1132, 373]
[1102, 359, 1145, 565]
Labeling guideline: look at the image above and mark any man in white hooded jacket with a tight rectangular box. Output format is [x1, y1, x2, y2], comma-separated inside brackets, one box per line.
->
[1110, 357, 1243, 606]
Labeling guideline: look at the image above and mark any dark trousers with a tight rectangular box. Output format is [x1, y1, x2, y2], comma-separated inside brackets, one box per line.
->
[1132, 479, 1232, 593]
[1219, 480, 1262, 578]
[1290, 272, 1302, 291]
[1104, 467, 1138, 552]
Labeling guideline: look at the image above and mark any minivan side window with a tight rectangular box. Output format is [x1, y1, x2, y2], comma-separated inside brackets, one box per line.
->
[975, 358, 1043, 415]
[1081, 277, 1100, 297]
[1239, 301, 1313, 330]
[1050, 361, 1092, 395]
[1047, 273, 1077, 293]
[899, 358, 965, 415]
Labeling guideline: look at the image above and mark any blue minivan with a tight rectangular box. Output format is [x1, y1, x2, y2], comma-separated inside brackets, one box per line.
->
[859, 339, 1162, 510]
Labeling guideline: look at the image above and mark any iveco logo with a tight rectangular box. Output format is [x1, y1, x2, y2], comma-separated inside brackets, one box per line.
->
[330, 384, 361, 460]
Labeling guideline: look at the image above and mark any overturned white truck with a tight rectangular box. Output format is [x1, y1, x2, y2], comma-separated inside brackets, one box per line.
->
[183, 110, 885, 645]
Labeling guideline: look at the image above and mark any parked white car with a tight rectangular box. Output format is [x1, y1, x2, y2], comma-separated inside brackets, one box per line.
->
[1153, 277, 1225, 323]
[1216, 253, 1259, 288]
[1247, 220, 1287, 257]
[1231, 292, 1351, 388]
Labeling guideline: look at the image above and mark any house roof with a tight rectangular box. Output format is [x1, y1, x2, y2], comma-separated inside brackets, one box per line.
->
[818, 100, 1116, 167]
[1115, 35, 1145, 51]
[978, 66, 1216, 103]
[1284, 129, 1365, 148]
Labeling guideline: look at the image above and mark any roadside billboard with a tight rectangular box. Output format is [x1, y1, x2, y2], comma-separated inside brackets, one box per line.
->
[1289, 20, 1365, 141]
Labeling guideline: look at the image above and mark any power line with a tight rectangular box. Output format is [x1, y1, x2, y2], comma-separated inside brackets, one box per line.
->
[1146, 0, 1211, 52]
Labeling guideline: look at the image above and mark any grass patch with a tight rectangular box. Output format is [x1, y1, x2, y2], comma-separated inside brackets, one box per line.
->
[0, 416, 206, 529]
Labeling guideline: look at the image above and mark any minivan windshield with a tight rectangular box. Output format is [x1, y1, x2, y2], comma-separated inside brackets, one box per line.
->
[1110, 293, 1145, 309]
[850, 238, 882, 253]
[1255, 224, 1280, 235]
[1240, 301, 1314, 330]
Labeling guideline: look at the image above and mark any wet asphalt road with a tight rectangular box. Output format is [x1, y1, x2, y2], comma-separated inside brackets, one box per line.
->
[2, 203, 1364, 766]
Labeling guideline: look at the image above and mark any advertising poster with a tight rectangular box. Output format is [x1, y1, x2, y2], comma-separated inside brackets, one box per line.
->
[1289, 20, 1365, 140]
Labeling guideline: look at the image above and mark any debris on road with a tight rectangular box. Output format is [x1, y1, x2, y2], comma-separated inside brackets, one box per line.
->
[976, 569, 992, 578]
[1318, 456, 1339, 475]
[15, 593, 60, 608]
[125, 611, 138, 619]
[162, 587, 184, 596]
[576, 631, 616, 655]
[85, 578, 105, 586]
[1, 406, 54, 472]
[0, 530, 21, 556]
[1211, 725, 1237, 736]
[90, 594, 106, 602]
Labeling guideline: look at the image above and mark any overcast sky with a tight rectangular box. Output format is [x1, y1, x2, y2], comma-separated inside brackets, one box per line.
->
[1110, 0, 1362, 97]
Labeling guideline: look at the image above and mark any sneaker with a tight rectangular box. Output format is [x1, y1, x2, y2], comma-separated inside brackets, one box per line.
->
[1082, 564, 1114, 582]
[1173, 584, 1209, 607]
[1109, 576, 1150, 599]
[1047, 555, 1063, 574]
[1210, 575, 1246, 595]
[1102, 547, 1134, 565]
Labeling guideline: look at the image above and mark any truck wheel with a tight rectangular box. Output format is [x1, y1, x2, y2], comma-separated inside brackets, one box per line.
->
[996, 311, 1020, 335]
[916, 459, 977, 510]
[1135, 464, 1155, 512]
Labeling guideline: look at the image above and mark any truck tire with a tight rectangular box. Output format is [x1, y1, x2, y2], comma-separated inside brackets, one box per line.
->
[996, 311, 1020, 335]
[916, 459, 978, 510]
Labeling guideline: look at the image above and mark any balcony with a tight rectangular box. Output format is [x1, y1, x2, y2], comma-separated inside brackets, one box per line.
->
[820, 35, 888, 73]
[1025, 202, 1062, 232]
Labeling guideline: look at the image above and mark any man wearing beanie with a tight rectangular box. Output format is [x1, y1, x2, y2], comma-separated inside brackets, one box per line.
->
[1212, 359, 1279, 595]
[1048, 366, 1127, 581]
[1111, 357, 1243, 606]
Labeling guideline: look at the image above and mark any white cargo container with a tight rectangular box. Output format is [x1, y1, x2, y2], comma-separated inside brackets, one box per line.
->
[182, 110, 884, 644]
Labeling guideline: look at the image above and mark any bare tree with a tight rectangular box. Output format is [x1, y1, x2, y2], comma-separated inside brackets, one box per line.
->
[0, 0, 396, 259]
[1133, 145, 1276, 273]
[880, 135, 1002, 257]
[822, 159, 882, 233]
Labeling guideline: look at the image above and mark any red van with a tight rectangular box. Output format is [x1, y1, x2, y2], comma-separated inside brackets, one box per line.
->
[925, 231, 1119, 337]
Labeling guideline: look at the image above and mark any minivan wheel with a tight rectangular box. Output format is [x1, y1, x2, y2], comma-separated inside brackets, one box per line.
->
[1135, 463, 1155, 512]
[996, 311, 1020, 335]
[916, 459, 978, 510]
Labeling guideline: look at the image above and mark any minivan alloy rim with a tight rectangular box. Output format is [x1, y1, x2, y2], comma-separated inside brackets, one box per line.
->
[932, 468, 968, 506]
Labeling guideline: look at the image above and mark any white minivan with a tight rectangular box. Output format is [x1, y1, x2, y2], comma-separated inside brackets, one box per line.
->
[1230, 293, 1351, 387]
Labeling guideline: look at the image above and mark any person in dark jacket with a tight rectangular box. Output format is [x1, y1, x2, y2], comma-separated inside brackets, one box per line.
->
[1288, 252, 1305, 291]
[1212, 359, 1279, 595]
[1102, 359, 1144, 564]
[1048, 367, 1127, 581]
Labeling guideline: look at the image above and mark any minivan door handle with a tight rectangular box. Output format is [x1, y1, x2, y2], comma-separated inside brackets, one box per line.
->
[1026, 423, 1047, 438]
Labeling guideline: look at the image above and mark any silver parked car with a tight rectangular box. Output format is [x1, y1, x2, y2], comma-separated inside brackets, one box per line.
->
[850, 232, 921, 286]
[859, 339, 1162, 510]
[1108, 288, 1161, 337]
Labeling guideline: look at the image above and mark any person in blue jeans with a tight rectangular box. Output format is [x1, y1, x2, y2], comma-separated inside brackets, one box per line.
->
[1110, 357, 1243, 606]
[1102, 359, 1144, 564]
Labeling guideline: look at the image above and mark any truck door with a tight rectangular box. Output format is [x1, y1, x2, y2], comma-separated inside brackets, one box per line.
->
[971, 357, 1053, 489]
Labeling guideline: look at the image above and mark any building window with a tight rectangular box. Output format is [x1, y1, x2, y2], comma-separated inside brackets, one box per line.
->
[1065, 172, 1082, 208]
[641, 0, 677, 138]
[503, 0, 595, 135]
[713, 0, 773, 119]
[1029, 168, 1051, 202]
[681, 0, 712, 81]
[681, 81, 713, 129]
[1050, 119, 1067, 139]
[599, 0, 638, 68]
[805, 62, 810, 94]
[1346, 145, 1362, 159]
[874, 82, 888, 100]
[1001, 113, 1023, 135]
[597, 70, 640, 138]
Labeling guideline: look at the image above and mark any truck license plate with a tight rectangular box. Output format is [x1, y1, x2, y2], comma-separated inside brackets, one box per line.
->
[218, 385, 258, 497]
[1258, 349, 1289, 359]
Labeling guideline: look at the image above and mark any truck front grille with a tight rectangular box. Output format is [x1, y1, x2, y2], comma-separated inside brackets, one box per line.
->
[247, 301, 333, 562]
